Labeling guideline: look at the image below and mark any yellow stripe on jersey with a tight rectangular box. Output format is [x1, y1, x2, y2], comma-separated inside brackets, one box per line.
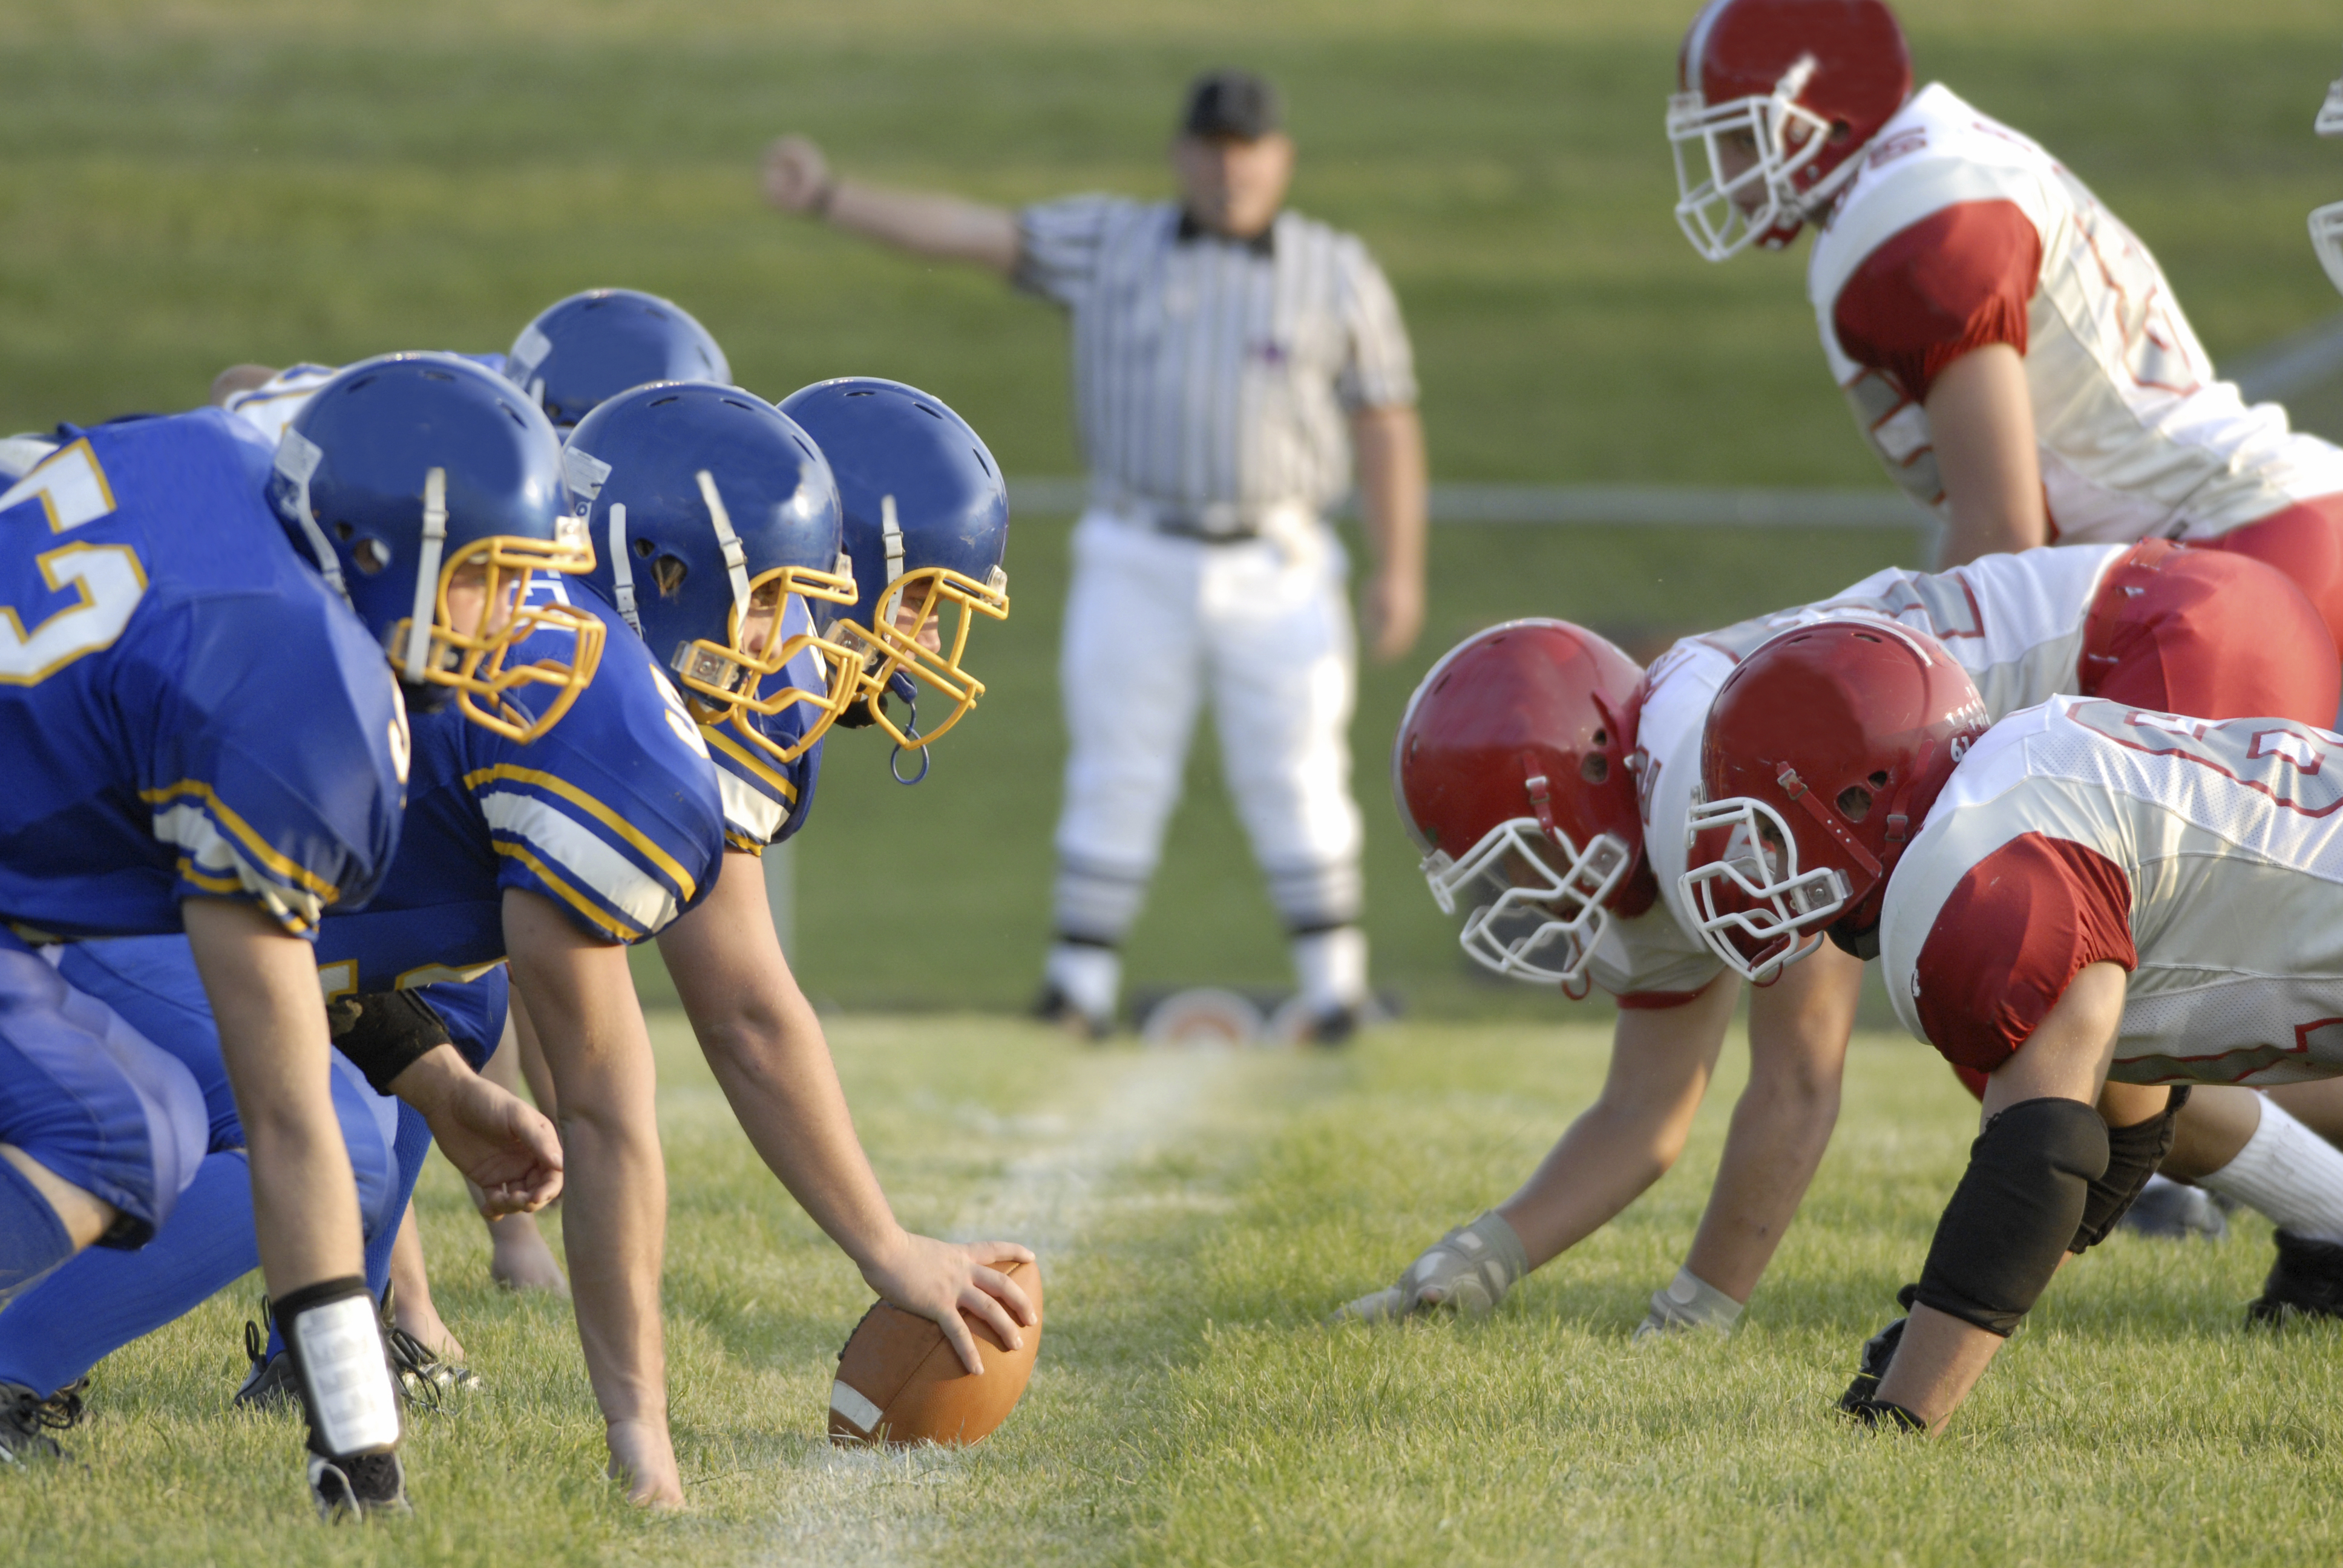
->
[724, 829, 767, 857]
[703, 724, 801, 805]
[461, 765, 698, 904]
[140, 779, 343, 902]
[174, 858, 246, 897]
[490, 841, 641, 942]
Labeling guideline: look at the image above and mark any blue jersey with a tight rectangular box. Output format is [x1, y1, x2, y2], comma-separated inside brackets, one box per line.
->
[0, 411, 407, 941]
[312, 581, 724, 993]
[700, 596, 825, 855]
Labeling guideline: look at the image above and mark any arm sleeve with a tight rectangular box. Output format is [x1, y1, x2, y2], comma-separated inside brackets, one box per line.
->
[1011, 195, 1122, 309]
[1334, 240, 1420, 413]
[1912, 833, 2137, 1074]
[1831, 200, 2042, 405]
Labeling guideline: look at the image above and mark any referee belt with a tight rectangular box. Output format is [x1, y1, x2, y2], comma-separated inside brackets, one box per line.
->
[1109, 495, 1317, 544]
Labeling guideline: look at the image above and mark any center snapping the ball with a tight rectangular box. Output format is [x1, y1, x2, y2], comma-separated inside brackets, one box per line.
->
[828, 1257, 1044, 1446]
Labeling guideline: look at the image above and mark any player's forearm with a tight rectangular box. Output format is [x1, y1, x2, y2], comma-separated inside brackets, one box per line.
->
[1682, 947, 1860, 1301]
[183, 897, 366, 1290]
[504, 895, 669, 1428]
[1681, 1063, 1842, 1302]
[1496, 981, 1735, 1269]
[822, 181, 1021, 273]
[1352, 404, 1427, 577]
[1925, 344, 2048, 567]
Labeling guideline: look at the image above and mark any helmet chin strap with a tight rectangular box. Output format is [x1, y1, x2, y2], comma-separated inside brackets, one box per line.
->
[605, 501, 641, 633]
[696, 469, 752, 633]
[402, 466, 447, 684]
[1772, 765, 1884, 881]
[1519, 751, 1562, 843]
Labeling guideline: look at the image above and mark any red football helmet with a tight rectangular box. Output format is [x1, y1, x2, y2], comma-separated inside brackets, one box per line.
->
[1393, 620, 1654, 996]
[1669, 0, 1913, 260]
[1679, 617, 1986, 982]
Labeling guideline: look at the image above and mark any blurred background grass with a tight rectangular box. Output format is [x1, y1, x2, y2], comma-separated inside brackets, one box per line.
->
[2, 0, 2338, 1013]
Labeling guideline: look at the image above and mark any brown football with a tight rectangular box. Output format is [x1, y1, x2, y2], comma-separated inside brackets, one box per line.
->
[827, 1257, 1044, 1446]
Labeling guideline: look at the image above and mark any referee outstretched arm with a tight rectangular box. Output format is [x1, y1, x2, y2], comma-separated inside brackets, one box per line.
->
[763, 120, 1428, 662]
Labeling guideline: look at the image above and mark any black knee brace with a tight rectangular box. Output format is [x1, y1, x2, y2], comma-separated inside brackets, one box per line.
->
[2072, 1085, 2191, 1252]
[1913, 1097, 2109, 1338]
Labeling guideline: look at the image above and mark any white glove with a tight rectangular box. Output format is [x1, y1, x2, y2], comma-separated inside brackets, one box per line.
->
[1633, 1266, 1744, 1339]
[1330, 1212, 1530, 1324]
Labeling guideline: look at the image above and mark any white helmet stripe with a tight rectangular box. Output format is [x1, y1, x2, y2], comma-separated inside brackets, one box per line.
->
[1681, 0, 1729, 92]
[404, 466, 447, 682]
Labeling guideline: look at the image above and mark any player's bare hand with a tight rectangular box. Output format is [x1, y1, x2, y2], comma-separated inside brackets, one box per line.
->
[1360, 564, 1424, 664]
[391, 1044, 564, 1215]
[862, 1232, 1037, 1376]
[606, 1417, 684, 1509]
[764, 135, 831, 214]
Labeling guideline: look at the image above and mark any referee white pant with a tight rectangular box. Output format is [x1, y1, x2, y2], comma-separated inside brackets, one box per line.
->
[1046, 505, 1367, 1019]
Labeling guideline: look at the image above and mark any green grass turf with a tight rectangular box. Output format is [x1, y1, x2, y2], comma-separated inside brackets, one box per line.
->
[3, 0, 2341, 1012]
[8, 1010, 2339, 1564]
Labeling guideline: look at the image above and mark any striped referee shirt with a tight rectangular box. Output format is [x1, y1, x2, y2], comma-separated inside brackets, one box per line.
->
[1014, 195, 1417, 516]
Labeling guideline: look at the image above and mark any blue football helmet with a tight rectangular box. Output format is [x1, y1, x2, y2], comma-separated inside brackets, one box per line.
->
[505, 290, 732, 430]
[565, 382, 860, 763]
[269, 353, 604, 743]
[776, 377, 1011, 752]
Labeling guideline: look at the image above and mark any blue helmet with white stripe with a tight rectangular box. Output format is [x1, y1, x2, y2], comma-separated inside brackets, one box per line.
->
[565, 382, 860, 764]
[269, 352, 605, 743]
[506, 290, 731, 431]
[776, 377, 1011, 753]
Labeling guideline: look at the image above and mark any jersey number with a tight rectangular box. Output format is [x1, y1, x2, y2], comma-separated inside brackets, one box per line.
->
[0, 442, 145, 685]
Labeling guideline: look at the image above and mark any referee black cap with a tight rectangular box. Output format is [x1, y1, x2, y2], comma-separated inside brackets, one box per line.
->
[1181, 69, 1281, 142]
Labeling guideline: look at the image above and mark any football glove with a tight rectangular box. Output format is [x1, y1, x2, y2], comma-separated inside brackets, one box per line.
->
[1632, 1266, 1743, 1339]
[1329, 1211, 1529, 1325]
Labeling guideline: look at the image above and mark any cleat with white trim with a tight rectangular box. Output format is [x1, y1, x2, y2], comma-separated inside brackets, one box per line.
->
[308, 1450, 410, 1521]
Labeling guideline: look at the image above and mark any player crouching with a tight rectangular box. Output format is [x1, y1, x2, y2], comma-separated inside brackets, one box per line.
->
[1680, 619, 2343, 1431]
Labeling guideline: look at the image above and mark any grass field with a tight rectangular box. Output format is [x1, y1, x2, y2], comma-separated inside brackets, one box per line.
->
[5, 0, 2343, 1011]
[9, 1012, 2342, 1565]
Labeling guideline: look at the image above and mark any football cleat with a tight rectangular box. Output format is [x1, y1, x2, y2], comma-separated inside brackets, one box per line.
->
[0, 1379, 85, 1465]
[309, 1450, 411, 1521]
[2118, 1176, 2229, 1241]
[235, 1303, 298, 1411]
[2248, 1230, 2343, 1325]
[386, 1324, 482, 1407]
[1031, 983, 1112, 1044]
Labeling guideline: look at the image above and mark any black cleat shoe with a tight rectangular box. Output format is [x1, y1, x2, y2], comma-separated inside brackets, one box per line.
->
[1031, 983, 1111, 1043]
[2119, 1178, 2229, 1241]
[1302, 1005, 1359, 1048]
[0, 1379, 84, 1465]
[386, 1324, 480, 1408]
[234, 1302, 298, 1411]
[2248, 1230, 2343, 1324]
[309, 1450, 410, 1521]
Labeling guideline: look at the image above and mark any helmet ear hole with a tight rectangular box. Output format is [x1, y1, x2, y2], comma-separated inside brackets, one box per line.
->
[651, 555, 689, 598]
[1836, 784, 1872, 823]
[1581, 754, 1610, 785]
[632, 537, 655, 559]
[353, 538, 390, 575]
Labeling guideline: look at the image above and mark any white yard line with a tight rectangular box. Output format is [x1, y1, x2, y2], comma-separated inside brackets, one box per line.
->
[757, 1046, 1238, 1567]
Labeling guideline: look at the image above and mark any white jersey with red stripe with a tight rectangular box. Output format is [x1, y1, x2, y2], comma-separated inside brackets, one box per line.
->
[1810, 83, 2343, 542]
[1879, 696, 2343, 1086]
[1592, 545, 2123, 1002]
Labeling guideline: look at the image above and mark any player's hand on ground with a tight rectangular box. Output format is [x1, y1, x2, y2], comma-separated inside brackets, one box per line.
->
[605, 1417, 684, 1509]
[763, 135, 830, 214]
[862, 1232, 1038, 1376]
[394, 1046, 564, 1215]
[1328, 1211, 1529, 1325]
[1360, 563, 1425, 664]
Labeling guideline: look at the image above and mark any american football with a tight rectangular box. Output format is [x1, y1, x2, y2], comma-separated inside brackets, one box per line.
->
[828, 1258, 1045, 1446]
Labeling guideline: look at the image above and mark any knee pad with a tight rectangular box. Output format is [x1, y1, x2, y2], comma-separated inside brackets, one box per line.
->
[2073, 1086, 2189, 1252]
[1915, 1097, 2108, 1337]
[0, 1157, 76, 1307]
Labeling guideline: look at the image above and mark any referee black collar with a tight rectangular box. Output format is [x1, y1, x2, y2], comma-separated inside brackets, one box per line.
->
[1176, 209, 1277, 257]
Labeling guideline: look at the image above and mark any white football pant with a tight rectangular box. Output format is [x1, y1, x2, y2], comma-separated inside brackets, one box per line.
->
[1047, 506, 1366, 1018]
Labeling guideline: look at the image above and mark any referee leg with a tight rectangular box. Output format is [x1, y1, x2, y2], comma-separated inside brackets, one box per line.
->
[1043, 512, 1208, 1031]
[1205, 525, 1368, 1037]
